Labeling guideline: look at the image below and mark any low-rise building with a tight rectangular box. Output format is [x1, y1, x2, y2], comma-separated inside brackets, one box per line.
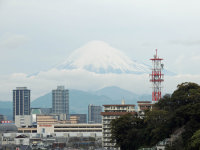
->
[18, 123, 102, 137]
[36, 115, 58, 125]
[15, 115, 32, 127]
[15, 134, 30, 145]
[70, 114, 87, 123]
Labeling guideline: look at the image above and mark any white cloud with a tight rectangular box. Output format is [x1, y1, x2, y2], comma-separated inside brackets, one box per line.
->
[0, 33, 29, 50]
[1, 69, 200, 102]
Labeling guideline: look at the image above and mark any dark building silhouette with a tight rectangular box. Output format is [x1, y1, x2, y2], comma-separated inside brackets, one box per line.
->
[13, 87, 30, 121]
[88, 104, 102, 124]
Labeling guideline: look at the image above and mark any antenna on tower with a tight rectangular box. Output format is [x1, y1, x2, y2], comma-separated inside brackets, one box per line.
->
[150, 49, 164, 102]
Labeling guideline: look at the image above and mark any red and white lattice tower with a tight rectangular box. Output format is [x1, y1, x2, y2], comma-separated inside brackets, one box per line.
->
[150, 49, 164, 102]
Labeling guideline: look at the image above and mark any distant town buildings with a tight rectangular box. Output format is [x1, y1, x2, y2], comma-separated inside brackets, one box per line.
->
[9, 85, 155, 149]
[88, 104, 102, 124]
[52, 86, 69, 118]
[101, 100, 136, 150]
[13, 87, 30, 121]
[70, 114, 87, 124]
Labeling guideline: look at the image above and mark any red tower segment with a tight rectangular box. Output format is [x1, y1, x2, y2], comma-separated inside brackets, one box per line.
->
[150, 49, 164, 102]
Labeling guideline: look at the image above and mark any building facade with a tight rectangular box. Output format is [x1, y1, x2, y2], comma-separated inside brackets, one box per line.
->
[52, 86, 69, 117]
[101, 101, 136, 150]
[15, 115, 32, 127]
[88, 104, 102, 124]
[18, 123, 102, 136]
[13, 87, 30, 121]
[70, 114, 87, 124]
[137, 101, 153, 116]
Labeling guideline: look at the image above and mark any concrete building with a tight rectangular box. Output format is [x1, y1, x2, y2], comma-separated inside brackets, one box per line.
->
[18, 123, 102, 137]
[13, 87, 30, 121]
[88, 104, 102, 124]
[15, 115, 32, 127]
[101, 101, 136, 150]
[52, 86, 69, 118]
[15, 134, 30, 146]
[1, 131, 102, 149]
[36, 115, 59, 125]
[70, 114, 87, 123]
[69, 116, 79, 124]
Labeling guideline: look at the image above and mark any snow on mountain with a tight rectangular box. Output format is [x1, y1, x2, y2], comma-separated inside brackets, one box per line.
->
[56, 41, 150, 74]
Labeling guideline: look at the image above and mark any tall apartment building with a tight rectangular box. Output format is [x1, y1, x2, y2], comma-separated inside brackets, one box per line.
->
[88, 104, 102, 124]
[52, 86, 69, 117]
[13, 87, 30, 121]
[101, 101, 136, 150]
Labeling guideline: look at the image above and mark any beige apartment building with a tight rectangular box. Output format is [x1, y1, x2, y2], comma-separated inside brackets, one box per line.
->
[101, 101, 136, 150]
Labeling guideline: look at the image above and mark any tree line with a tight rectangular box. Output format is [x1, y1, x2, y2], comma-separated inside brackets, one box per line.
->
[111, 82, 200, 150]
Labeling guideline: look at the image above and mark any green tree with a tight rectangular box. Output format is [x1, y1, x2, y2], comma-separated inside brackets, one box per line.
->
[110, 113, 145, 150]
[110, 82, 200, 149]
[188, 129, 200, 150]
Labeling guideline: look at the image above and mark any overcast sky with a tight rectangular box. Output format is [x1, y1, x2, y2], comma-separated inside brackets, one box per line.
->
[1, 0, 200, 100]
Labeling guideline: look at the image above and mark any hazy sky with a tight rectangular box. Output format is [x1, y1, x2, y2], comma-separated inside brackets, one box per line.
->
[1, 0, 200, 74]
[1, 0, 200, 100]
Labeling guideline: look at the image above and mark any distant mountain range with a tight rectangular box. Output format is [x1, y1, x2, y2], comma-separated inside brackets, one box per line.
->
[0, 86, 151, 120]
[32, 86, 151, 114]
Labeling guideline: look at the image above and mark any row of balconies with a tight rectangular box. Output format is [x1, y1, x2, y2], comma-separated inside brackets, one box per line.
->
[102, 125, 110, 129]
[104, 107, 135, 111]
[103, 134, 112, 137]
[103, 116, 118, 119]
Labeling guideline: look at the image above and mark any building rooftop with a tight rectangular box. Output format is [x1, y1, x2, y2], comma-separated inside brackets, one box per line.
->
[15, 87, 28, 90]
[103, 104, 135, 107]
[0, 124, 18, 133]
[31, 108, 42, 115]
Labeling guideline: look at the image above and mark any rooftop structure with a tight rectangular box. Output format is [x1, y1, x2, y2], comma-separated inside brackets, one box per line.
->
[0, 124, 18, 133]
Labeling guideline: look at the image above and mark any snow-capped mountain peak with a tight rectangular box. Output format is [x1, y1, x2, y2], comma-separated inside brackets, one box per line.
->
[56, 41, 150, 74]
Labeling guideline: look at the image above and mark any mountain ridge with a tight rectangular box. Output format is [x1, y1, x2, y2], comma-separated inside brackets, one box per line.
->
[0, 86, 151, 119]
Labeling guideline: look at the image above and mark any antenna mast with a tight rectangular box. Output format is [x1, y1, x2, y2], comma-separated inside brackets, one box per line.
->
[150, 49, 164, 102]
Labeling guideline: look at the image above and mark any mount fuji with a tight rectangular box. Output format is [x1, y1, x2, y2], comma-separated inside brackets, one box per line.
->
[55, 41, 150, 74]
